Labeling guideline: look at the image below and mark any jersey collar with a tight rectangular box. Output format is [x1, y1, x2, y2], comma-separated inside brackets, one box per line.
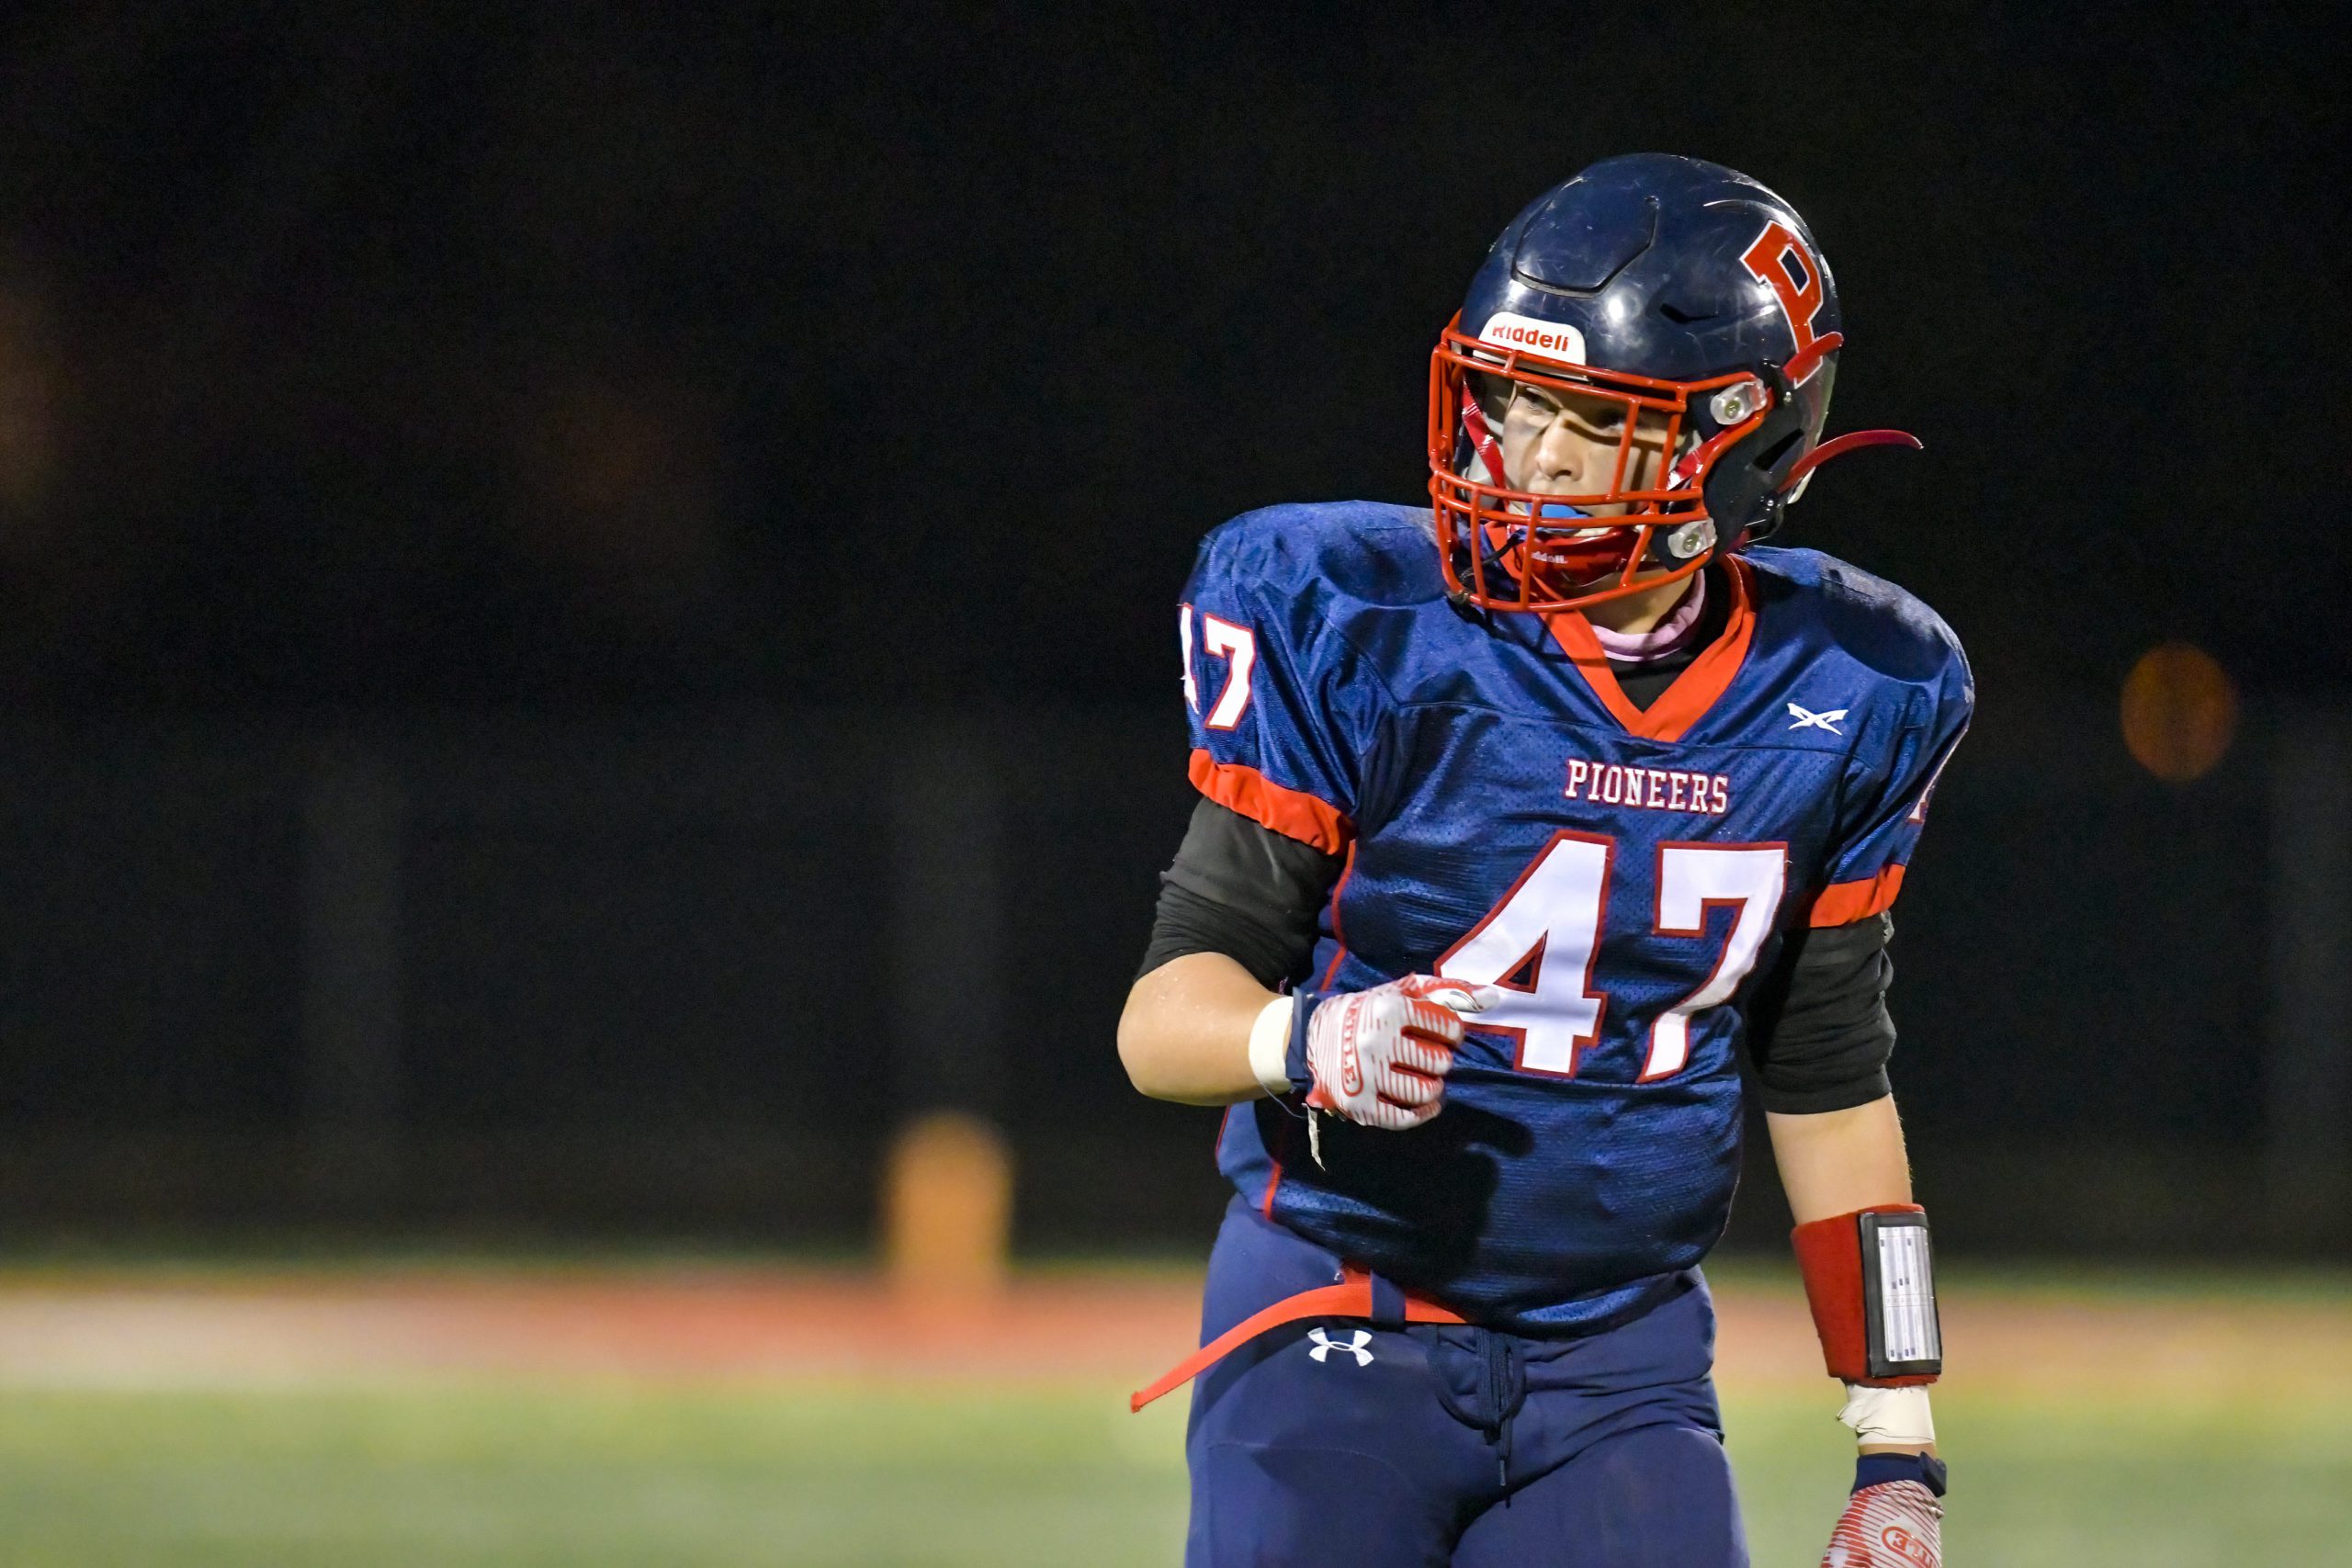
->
[1541, 556, 1758, 744]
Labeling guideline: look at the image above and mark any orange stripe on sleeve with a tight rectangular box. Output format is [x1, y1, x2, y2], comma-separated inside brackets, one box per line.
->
[1188, 750, 1353, 855]
[1806, 863, 1906, 927]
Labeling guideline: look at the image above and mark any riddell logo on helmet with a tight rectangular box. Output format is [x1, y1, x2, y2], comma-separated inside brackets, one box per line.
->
[1479, 313, 1587, 365]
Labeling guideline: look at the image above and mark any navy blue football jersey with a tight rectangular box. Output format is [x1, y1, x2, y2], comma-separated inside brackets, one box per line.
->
[1177, 502, 1972, 1336]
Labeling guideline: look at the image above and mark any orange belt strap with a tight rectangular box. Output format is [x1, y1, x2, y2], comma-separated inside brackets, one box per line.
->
[1130, 1266, 1467, 1413]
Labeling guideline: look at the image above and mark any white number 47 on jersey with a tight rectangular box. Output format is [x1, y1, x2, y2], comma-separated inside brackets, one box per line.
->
[1436, 831, 1785, 1081]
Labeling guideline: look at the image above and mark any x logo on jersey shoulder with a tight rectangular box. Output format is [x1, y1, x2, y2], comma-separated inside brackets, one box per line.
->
[1787, 702, 1849, 734]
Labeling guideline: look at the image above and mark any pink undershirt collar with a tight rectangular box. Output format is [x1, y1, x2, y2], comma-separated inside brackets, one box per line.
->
[1587, 571, 1708, 665]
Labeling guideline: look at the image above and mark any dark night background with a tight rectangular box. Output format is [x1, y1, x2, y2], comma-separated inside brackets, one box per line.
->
[0, 5, 2344, 1254]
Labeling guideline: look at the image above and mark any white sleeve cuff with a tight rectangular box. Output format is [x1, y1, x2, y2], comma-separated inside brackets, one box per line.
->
[1247, 996, 1297, 1098]
[1838, 1382, 1936, 1448]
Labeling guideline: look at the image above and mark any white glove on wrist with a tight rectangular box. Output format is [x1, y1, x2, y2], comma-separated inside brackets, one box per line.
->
[1299, 975, 1498, 1131]
[1821, 1479, 1941, 1567]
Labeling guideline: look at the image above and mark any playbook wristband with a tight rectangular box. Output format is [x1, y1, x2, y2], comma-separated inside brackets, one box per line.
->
[1792, 1203, 1942, 1385]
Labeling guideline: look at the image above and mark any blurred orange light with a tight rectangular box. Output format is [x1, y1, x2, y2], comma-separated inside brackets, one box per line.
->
[2120, 642, 2237, 782]
[883, 1111, 1012, 1306]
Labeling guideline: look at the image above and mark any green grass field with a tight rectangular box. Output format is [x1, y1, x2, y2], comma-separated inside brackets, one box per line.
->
[0, 1266, 2345, 1565]
[5, 1382, 2346, 1564]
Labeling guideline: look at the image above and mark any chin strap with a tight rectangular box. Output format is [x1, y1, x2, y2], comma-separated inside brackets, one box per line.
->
[1781, 428, 1923, 492]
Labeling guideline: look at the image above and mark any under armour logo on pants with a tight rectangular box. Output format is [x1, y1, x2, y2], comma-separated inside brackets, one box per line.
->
[1306, 1327, 1374, 1366]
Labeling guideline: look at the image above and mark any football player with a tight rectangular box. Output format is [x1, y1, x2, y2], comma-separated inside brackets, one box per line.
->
[1121, 154, 1964, 1567]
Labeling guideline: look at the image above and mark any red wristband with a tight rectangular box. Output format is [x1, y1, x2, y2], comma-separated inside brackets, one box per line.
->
[1792, 1204, 1941, 1386]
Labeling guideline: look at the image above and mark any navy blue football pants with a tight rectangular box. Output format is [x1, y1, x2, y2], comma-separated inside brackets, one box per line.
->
[1184, 1199, 1748, 1566]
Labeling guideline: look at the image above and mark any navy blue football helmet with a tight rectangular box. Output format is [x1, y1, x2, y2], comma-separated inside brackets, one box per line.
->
[1429, 153, 1917, 612]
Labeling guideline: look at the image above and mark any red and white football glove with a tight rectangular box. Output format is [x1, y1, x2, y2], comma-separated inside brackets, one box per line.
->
[1299, 976, 1496, 1130]
[1822, 1479, 1941, 1568]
